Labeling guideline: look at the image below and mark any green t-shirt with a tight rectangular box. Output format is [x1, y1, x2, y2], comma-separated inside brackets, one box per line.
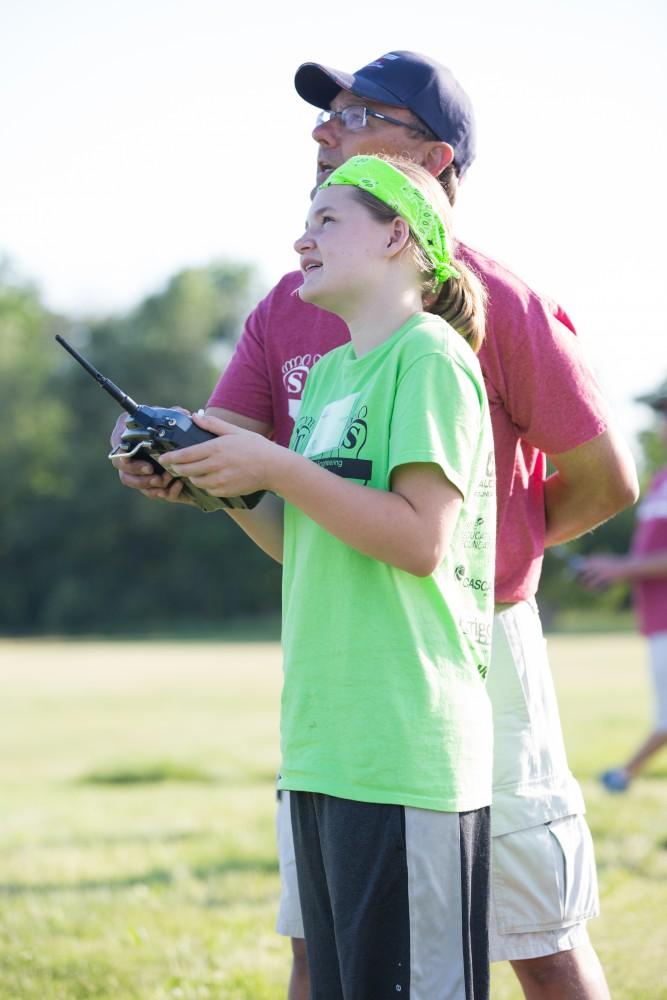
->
[279, 312, 495, 812]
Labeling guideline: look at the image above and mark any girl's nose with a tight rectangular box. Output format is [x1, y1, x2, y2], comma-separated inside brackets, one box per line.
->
[294, 229, 315, 255]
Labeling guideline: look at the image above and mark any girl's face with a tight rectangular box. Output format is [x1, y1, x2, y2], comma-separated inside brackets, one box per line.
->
[294, 186, 399, 313]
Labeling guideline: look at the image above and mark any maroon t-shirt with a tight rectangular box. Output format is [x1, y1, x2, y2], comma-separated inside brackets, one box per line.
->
[208, 244, 609, 602]
[632, 469, 667, 636]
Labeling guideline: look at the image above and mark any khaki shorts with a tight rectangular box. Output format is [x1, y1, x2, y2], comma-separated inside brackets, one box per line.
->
[488, 813, 599, 962]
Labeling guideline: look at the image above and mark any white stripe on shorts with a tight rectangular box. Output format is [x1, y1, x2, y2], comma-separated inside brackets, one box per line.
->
[406, 808, 468, 999]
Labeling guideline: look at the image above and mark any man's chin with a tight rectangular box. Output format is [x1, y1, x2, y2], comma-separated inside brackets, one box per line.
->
[315, 167, 334, 188]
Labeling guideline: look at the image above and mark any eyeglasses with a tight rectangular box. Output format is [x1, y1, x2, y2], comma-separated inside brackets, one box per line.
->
[315, 105, 433, 138]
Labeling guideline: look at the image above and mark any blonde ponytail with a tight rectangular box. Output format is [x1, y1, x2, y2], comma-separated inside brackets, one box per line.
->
[426, 255, 486, 354]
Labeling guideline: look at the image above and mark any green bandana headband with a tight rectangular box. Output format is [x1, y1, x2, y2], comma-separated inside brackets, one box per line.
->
[320, 155, 460, 284]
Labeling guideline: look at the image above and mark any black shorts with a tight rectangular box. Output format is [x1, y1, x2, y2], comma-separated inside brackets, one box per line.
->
[290, 791, 490, 1000]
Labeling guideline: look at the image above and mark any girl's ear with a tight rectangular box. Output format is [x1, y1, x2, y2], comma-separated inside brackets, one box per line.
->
[385, 217, 411, 258]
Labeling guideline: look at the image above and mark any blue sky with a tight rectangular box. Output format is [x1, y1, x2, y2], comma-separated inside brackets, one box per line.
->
[2, 0, 665, 449]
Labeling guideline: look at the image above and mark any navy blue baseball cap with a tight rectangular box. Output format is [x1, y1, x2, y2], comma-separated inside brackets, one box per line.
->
[295, 50, 476, 178]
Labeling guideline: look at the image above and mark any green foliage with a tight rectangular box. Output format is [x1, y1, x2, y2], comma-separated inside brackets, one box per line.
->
[638, 421, 667, 482]
[0, 261, 280, 635]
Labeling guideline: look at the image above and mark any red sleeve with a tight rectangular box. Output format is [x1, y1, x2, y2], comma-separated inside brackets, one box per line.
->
[207, 284, 276, 425]
[471, 253, 610, 455]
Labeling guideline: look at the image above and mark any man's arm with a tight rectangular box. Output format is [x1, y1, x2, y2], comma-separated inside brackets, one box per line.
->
[544, 425, 639, 547]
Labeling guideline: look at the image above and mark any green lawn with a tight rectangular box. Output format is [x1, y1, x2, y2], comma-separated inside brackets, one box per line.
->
[0, 635, 665, 999]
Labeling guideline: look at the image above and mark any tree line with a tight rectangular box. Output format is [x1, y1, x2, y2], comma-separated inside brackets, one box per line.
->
[1, 259, 281, 635]
[0, 259, 664, 635]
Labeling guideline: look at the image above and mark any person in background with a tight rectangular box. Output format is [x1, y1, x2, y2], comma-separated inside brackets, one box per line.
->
[112, 51, 638, 1000]
[580, 378, 667, 793]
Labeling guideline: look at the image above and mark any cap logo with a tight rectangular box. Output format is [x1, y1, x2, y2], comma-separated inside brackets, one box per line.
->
[367, 53, 399, 70]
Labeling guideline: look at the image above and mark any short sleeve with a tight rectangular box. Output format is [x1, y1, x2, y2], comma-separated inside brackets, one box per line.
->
[389, 353, 484, 498]
[476, 275, 609, 455]
[207, 290, 274, 424]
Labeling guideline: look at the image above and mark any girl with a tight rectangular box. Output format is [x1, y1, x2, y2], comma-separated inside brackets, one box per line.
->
[164, 155, 495, 1000]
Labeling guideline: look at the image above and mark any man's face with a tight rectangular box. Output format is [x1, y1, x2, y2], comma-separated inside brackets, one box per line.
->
[312, 89, 435, 187]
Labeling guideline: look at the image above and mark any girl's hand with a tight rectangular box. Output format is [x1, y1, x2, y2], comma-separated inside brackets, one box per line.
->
[159, 412, 283, 497]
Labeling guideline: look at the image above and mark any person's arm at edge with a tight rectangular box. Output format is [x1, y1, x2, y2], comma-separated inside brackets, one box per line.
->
[544, 423, 639, 547]
[578, 548, 667, 589]
[613, 550, 667, 579]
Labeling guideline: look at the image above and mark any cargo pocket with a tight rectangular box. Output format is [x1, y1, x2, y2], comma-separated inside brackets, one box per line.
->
[491, 816, 599, 934]
[547, 814, 599, 925]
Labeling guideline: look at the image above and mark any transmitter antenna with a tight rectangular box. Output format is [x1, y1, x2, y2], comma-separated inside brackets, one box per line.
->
[55, 334, 139, 416]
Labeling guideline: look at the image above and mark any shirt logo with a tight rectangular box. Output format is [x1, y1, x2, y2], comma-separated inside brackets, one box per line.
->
[460, 616, 492, 646]
[299, 396, 373, 484]
[463, 516, 492, 551]
[303, 393, 361, 457]
[282, 354, 321, 395]
[454, 565, 490, 592]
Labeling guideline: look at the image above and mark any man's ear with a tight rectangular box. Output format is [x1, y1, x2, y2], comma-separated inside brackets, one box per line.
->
[423, 141, 455, 178]
[386, 217, 411, 257]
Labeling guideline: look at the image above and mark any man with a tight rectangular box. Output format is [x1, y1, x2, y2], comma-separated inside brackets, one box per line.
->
[114, 52, 638, 999]
[580, 378, 667, 794]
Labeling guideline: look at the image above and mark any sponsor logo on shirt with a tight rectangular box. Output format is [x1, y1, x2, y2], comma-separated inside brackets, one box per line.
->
[462, 515, 492, 551]
[454, 565, 491, 592]
[459, 616, 493, 646]
[475, 449, 496, 499]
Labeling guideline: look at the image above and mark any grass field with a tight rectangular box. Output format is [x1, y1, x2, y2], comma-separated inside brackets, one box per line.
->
[0, 635, 666, 999]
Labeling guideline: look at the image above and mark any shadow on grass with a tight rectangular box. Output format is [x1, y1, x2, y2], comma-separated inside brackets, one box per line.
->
[79, 762, 277, 787]
[0, 855, 278, 898]
[0, 829, 203, 852]
[81, 761, 217, 785]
